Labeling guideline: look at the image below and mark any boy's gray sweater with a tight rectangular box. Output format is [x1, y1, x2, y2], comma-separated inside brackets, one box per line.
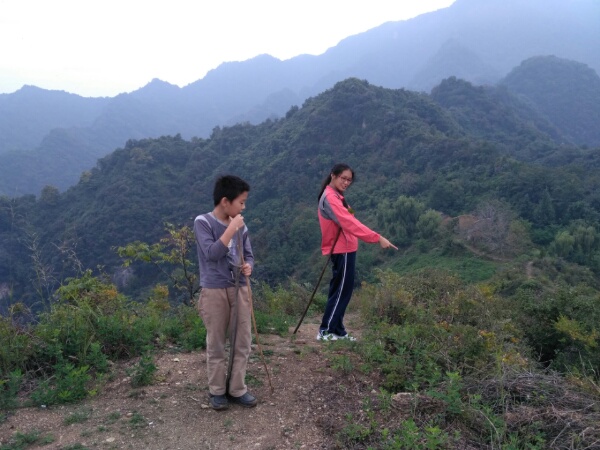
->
[193, 212, 254, 289]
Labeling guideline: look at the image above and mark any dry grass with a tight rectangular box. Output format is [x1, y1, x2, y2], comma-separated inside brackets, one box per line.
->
[467, 370, 600, 449]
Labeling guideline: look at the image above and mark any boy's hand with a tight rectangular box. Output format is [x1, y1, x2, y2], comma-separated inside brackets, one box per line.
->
[229, 214, 245, 232]
[241, 263, 252, 277]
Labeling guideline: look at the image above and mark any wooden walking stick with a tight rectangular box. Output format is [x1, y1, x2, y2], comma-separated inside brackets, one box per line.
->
[225, 229, 242, 394]
[228, 228, 275, 394]
[293, 226, 342, 334]
[241, 253, 274, 394]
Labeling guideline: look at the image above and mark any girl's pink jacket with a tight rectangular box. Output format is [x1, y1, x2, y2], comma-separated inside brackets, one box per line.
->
[318, 185, 380, 255]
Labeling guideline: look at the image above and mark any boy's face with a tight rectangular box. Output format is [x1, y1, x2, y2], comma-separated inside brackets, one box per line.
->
[223, 191, 248, 218]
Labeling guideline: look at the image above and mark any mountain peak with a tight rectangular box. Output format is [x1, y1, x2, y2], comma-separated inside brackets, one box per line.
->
[128, 79, 181, 100]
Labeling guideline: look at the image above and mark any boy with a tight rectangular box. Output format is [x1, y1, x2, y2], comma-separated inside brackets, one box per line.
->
[194, 175, 257, 410]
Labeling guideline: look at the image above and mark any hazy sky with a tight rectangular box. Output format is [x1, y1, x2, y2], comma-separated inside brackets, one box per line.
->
[1, 0, 455, 97]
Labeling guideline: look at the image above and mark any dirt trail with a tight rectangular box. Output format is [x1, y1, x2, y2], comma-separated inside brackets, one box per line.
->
[1, 314, 374, 449]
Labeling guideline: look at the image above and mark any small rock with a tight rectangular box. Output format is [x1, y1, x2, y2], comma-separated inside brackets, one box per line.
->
[106, 437, 115, 443]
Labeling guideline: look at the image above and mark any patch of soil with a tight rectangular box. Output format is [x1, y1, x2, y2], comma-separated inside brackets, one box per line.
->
[0, 313, 383, 449]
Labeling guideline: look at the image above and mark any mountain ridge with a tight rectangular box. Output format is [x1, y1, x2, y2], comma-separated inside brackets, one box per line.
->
[0, 0, 598, 196]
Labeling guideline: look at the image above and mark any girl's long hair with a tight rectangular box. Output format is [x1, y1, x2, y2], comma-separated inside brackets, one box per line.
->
[317, 163, 355, 202]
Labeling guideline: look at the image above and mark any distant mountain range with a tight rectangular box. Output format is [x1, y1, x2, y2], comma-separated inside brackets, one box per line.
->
[1, 0, 599, 196]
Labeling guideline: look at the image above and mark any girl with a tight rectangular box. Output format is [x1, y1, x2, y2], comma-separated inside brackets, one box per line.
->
[317, 163, 397, 341]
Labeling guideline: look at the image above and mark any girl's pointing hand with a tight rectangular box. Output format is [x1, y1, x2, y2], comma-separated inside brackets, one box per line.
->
[379, 236, 398, 250]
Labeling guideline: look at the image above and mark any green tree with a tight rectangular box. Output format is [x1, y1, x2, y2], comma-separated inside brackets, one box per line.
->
[39, 185, 60, 206]
[534, 189, 556, 226]
[572, 225, 598, 264]
[416, 209, 442, 240]
[117, 223, 198, 305]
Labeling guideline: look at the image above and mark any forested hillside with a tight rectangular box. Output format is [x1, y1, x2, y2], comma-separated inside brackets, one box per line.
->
[500, 55, 600, 147]
[2, 78, 599, 309]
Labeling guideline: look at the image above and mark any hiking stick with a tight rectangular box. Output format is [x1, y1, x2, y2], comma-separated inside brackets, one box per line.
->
[293, 226, 342, 335]
[226, 229, 242, 394]
[241, 254, 275, 394]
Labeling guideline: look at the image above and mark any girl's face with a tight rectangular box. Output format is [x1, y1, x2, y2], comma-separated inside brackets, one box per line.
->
[225, 191, 248, 217]
[330, 170, 353, 193]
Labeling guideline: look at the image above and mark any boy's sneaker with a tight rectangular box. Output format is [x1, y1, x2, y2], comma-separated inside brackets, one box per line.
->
[208, 393, 229, 410]
[316, 330, 338, 341]
[227, 392, 258, 408]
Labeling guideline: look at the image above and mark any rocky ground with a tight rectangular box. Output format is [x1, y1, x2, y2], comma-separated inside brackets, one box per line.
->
[1, 314, 386, 450]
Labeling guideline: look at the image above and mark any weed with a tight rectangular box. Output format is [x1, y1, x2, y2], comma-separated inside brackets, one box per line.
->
[337, 414, 374, 447]
[38, 434, 55, 445]
[330, 354, 353, 375]
[83, 342, 109, 373]
[0, 430, 54, 449]
[429, 371, 463, 417]
[30, 363, 91, 406]
[377, 388, 393, 413]
[128, 411, 147, 428]
[64, 408, 91, 425]
[128, 389, 145, 399]
[246, 373, 263, 387]
[3, 430, 40, 447]
[382, 419, 450, 449]
[128, 351, 157, 388]
[105, 411, 121, 424]
[253, 310, 291, 336]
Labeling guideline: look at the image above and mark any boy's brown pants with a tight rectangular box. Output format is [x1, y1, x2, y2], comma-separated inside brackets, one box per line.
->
[197, 286, 251, 397]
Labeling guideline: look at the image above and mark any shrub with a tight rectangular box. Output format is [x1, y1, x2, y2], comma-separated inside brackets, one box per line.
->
[0, 315, 33, 377]
[30, 363, 91, 406]
[251, 281, 309, 335]
[254, 280, 315, 317]
[356, 269, 530, 390]
[161, 305, 206, 351]
[33, 271, 133, 368]
[0, 370, 22, 410]
[512, 280, 600, 372]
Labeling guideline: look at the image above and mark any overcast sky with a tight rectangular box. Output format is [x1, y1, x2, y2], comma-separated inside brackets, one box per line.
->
[0, 0, 455, 97]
